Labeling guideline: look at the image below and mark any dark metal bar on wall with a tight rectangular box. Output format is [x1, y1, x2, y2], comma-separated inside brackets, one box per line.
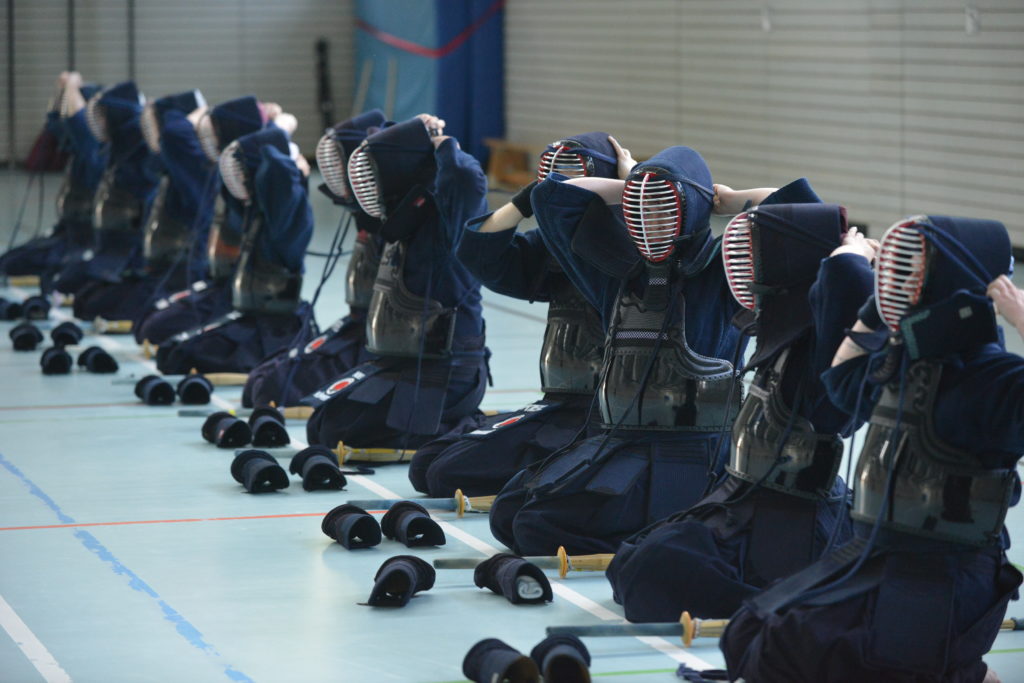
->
[127, 0, 136, 80]
[68, 0, 76, 70]
[7, 0, 14, 168]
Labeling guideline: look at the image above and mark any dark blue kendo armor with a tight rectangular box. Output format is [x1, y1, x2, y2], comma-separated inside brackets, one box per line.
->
[721, 215, 1024, 683]
[59, 82, 159, 299]
[408, 230, 605, 498]
[242, 110, 388, 409]
[0, 84, 106, 280]
[405, 133, 623, 498]
[606, 200, 872, 622]
[489, 147, 748, 557]
[72, 91, 209, 323]
[155, 127, 316, 374]
[304, 119, 489, 449]
[1, 85, 106, 286]
[132, 96, 265, 344]
[242, 226, 382, 408]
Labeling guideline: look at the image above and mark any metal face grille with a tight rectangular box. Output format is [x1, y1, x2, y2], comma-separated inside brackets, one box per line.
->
[876, 217, 928, 329]
[140, 104, 161, 154]
[85, 95, 108, 143]
[722, 212, 757, 310]
[347, 144, 383, 218]
[622, 172, 682, 263]
[196, 113, 220, 163]
[218, 141, 250, 203]
[316, 132, 350, 200]
[537, 144, 588, 181]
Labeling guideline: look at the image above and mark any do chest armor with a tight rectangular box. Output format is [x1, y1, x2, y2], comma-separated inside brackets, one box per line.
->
[599, 264, 740, 431]
[728, 349, 842, 499]
[539, 275, 604, 395]
[231, 213, 302, 315]
[143, 176, 191, 269]
[854, 360, 1015, 546]
[345, 234, 382, 309]
[365, 241, 456, 358]
[93, 167, 144, 234]
[57, 167, 95, 226]
[206, 195, 241, 282]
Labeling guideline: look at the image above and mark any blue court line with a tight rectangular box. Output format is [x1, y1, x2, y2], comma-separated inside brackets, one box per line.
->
[0, 451, 254, 682]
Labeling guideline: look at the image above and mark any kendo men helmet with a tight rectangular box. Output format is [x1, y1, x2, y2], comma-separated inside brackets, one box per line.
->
[621, 146, 715, 263]
[219, 127, 292, 205]
[196, 95, 267, 164]
[315, 109, 387, 205]
[347, 117, 438, 221]
[140, 89, 206, 155]
[85, 81, 145, 145]
[875, 215, 1011, 358]
[536, 132, 618, 181]
[722, 203, 846, 312]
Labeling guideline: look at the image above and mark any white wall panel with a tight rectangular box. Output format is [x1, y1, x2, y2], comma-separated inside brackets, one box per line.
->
[506, 0, 1024, 243]
[4, 0, 354, 160]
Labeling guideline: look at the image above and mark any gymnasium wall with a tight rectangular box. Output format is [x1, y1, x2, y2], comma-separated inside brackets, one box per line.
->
[505, 0, 1024, 244]
[0, 0, 354, 160]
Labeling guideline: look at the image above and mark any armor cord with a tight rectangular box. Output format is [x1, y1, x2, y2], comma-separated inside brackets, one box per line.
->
[275, 211, 353, 407]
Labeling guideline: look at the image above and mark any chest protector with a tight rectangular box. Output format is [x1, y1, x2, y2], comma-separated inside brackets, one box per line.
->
[346, 233, 382, 309]
[599, 265, 740, 431]
[540, 275, 605, 395]
[57, 171, 95, 225]
[206, 195, 241, 282]
[365, 241, 456, 359]
[93, 167, 144, 234]
[231, 214, 302, 315]
[143, 176, 191, 270]
[728, 349, 842, 499]
[853, 360, 1015, 547]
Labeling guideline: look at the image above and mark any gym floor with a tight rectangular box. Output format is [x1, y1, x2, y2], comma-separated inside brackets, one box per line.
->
[1, 170, 1023, 682]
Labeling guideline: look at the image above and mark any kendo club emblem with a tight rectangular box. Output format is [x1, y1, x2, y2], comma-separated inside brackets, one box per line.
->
[492, 415, 525, 429]
[326, 377, 356, 395]
[304, 335, 328, 354]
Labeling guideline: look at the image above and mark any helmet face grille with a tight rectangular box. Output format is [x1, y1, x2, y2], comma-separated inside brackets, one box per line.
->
[347, 145, 383, 218]
[85, 95, 108, 143]
[140, 104, 161, 154]
[218, 141, 250, 203]
[722, 212, 757, 310]
[876, 218, 928, 329]
[197, 113, 220, 163]
[316, 132, 350, 200]
[537, 145, 588, 181]
[622, 173, 683, 263]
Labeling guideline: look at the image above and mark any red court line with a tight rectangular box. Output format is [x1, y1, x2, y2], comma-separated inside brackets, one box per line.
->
[0, 510, 386, 532]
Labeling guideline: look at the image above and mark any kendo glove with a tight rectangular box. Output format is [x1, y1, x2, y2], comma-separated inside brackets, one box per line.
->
[857, 294, 883, 331]
[510, 181, 538, 219]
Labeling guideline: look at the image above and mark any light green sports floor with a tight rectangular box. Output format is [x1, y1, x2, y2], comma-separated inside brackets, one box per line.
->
[1, 169, 1023, 683]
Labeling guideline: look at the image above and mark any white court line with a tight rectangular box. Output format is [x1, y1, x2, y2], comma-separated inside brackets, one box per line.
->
[291, 434, 716, 670]
[0, 595, 72, 683]
[29, 291, 716, 672]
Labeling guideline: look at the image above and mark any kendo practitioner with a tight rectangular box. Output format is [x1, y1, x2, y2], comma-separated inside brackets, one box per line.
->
[606, 201, 875, 622]
[0, 73, 105, 280]
[304, 114, 489, 450]
[52, 81, 160, 299]
[489, 146, 821, 557]
[242, 109, 388, 409]
[155, 125, 316, 374]
[132, 96, 273, 346]
[406, 132, 622, 498]
[721, 215, 1023, 683]
[70, 90, 208, 323]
